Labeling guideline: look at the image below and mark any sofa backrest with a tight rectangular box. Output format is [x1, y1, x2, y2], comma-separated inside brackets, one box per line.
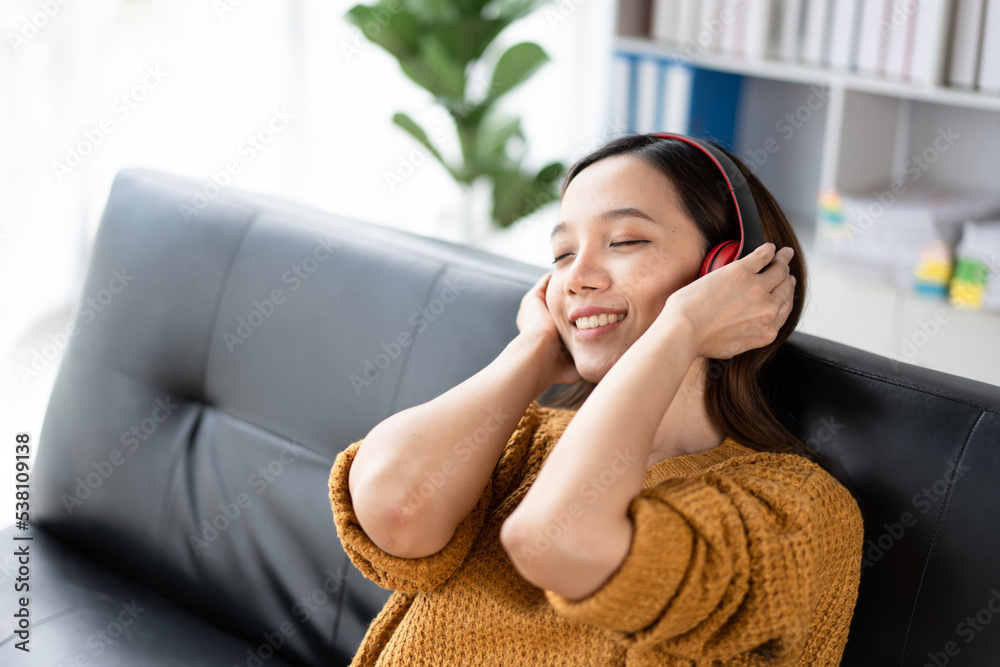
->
[35, 168, 1000, 666]
[767, 335, 1000, 664]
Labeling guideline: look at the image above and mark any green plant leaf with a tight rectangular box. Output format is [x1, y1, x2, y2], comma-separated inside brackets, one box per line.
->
[488, 161, 563, 228]
[346, 0, 561, 229]
[417, 33, 466, 98]
[490, 0, 553, 22]
[410, 0, 453, 19]
[344, 5, 421, 62]
[454, 0, 490, 18]
[392, 112, 456, 180]
[476, 114, 523, 160]
[490, 169, 529, 228]
[396, 33, 466, 98]
[397, 59, 442, 97]
[536, 160, 565, 186]
[439, 18, 509, 64]
[486, 42, 549, 105]
[455, 41, 550, 129]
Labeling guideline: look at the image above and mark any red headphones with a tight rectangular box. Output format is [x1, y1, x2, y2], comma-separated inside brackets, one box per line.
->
[647, 133, 766, 278]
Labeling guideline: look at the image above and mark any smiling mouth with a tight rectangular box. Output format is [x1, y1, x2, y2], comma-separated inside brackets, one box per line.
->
[574, 312, 626, 330]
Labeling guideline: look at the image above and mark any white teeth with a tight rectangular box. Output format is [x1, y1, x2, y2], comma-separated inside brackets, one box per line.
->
[575, 313, 624, 330]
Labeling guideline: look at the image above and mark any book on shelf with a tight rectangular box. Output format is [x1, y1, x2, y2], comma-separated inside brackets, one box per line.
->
[610, 54, 633, 134]
[828, 0, 863, 71]
[800, 0, 835, 66]
[746, 0, 783, 61]
[609, 51, 692, 136]
[618, 0, 654, 37]
[609, 46, 749, 145]
[719, 0, 747, 58]
[947, 0, 987, 89]
[910, 0, 952, 86]
[698, 0, 724, 54]
[884, 0, 914, 81]
[855, 0, 889, 76]
[635, 57, 661, 132]
[978, 0, 1000, 93]
[641, 0, 962, 89]
[778, 0, 806, 62]
[677, 0, 699, 50]
[651, 0, 778, 61]
[651, 0, 681, 45]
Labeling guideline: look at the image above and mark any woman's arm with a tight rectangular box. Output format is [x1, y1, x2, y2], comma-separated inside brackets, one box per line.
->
[500, 243, 796, 599]
[542, 460, 863, 663]
[350, 273, 580, 560]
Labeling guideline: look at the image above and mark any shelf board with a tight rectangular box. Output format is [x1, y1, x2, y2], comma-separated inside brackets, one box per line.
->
[615, 36, 1000, 114]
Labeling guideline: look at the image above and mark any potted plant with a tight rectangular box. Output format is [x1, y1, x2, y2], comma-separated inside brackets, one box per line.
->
[345, 0, 565, 244]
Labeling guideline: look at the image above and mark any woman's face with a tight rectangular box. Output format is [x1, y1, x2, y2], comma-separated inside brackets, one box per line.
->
[546, 154, 708, 383]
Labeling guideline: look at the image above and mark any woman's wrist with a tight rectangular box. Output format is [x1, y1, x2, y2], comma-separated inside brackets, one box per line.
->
[649, 302, 699, 365]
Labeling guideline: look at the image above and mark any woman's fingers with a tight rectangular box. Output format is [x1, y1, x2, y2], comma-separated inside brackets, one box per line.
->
[735, 242, 792, 301]
[772, 271, 796, 313]
[775, 285, 796, 326]
[742, 241, 777, 274]
[534, 271, 552, 297]
[518, 271, 558, 334]
[736, 244, 795, 348]
[761, 246, 793, 289]
[764, 261, 796, 337]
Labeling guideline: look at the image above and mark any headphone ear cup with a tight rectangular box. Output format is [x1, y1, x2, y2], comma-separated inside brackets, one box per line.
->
[699, 240, 741, 277]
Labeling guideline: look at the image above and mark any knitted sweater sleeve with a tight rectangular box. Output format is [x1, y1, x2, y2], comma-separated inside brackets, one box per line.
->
[544, 454, 864, 664]
[329, 401, 548, 594]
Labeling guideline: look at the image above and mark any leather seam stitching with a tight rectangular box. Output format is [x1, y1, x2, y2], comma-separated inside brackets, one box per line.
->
[198, 208, 262, 402]
[896, 410, 985, 665]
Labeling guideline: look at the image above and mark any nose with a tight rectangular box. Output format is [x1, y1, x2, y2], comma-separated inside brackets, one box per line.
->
[564, 243, 610, 294]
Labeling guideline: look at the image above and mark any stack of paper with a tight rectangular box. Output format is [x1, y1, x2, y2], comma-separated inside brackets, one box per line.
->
[820, 187, 1000, 290]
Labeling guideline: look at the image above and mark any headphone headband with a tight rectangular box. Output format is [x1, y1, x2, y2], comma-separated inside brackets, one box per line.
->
[647, 133, 765, 262]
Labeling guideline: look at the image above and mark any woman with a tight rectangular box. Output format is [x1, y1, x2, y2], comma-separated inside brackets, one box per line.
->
[329, 133, 864, 666]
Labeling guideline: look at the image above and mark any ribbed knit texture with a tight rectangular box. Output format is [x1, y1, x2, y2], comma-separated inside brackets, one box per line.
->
[329, 401, 864, 666]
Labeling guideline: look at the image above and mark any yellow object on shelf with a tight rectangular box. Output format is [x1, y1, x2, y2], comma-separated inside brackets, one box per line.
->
[912, 240, 953, 298]
[816, 189, 847, 237]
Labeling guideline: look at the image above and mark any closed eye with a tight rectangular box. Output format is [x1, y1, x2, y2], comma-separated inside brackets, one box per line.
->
[551, 240, 649, 264]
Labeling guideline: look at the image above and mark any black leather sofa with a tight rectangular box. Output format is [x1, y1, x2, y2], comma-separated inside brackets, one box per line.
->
[3, 168, 998, 666]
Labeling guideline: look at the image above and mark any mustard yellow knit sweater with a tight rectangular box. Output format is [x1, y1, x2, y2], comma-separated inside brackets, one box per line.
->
[329, 400, 864, 666]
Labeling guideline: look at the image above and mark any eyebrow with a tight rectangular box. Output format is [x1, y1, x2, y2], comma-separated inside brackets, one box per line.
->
[550, 206, 659, 240]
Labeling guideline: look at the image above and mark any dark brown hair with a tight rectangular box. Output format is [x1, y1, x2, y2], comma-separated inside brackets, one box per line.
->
[536, 133, 813, 460]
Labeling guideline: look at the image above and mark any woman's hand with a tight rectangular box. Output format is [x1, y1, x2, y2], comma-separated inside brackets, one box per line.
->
[658, 242, 796, 360]
[516, 271, 584, 387]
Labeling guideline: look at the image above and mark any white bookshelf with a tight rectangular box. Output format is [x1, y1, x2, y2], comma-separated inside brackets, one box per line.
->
[616, 35, 1000, 114]
[610, 15, 1000, 387]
